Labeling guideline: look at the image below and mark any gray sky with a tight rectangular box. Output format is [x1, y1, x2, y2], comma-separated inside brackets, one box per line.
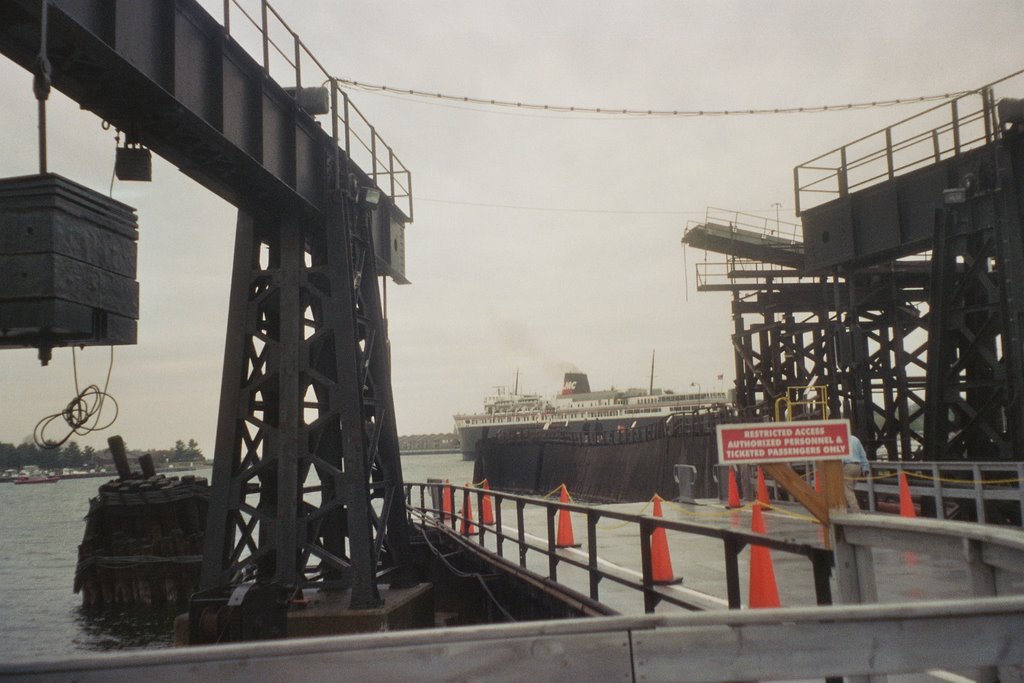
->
[1, 1, 1022, 452]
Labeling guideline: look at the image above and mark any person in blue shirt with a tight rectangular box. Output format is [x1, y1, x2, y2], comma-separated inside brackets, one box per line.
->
[843, 433, 870, 510]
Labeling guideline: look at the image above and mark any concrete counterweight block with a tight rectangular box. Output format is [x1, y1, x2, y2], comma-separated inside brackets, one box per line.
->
[0, 173, 139, 363]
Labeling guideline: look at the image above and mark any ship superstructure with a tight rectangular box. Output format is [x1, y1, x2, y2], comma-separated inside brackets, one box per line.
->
[453, 372, 732, 460]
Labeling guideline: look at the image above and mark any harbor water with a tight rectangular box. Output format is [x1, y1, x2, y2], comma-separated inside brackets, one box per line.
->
[0, 452, 474, 664]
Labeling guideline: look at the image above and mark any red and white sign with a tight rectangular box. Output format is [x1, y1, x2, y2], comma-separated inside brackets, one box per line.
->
[716, 420, 851, 465]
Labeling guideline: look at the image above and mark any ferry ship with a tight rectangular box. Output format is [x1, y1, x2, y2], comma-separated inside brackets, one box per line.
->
[453, 372, 733, 460]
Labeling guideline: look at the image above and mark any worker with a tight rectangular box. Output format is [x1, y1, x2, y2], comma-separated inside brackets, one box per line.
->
[843, 432, 870, 510]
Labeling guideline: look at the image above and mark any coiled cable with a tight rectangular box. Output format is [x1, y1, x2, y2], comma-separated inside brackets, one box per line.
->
[34, 346, 119, 449]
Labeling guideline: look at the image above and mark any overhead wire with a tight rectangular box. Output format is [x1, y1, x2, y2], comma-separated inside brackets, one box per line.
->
[336, 77, 972, 119]
[418, 197, 798, 217]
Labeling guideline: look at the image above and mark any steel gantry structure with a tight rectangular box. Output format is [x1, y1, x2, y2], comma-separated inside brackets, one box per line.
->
[0, 0, 415, 633]
[685, 81, 1024, 463]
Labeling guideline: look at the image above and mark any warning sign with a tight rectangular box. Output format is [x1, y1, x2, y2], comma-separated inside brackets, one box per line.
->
[716, 420, 851, 465]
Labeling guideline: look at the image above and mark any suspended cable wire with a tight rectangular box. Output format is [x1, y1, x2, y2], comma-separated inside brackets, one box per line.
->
[419, 197, 797, 217]
[336, 77, 973, 118]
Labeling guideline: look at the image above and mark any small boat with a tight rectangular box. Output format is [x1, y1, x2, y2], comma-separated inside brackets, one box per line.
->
[14, 475, 60, 485]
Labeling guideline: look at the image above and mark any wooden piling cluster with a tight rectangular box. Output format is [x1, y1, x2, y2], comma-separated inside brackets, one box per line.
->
[74, 448, 209, 607]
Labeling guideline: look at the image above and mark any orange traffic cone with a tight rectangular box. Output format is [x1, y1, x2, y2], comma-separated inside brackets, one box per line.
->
[481, 480, 495, 525]
[756, 467, 771, 507]
[460, 484, 476, 535]
[650, 495, 678, 584]
[898, 472, 917, 518]
[726, 468, 741, 509]
[556, 485, 578, 548]
[441, 479, 453, 526]
[748, 504, 781, 608]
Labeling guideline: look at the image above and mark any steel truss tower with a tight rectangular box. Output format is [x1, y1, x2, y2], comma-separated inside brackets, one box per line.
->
[200, 189, 410, 608]
[687, 87, 1024, 463]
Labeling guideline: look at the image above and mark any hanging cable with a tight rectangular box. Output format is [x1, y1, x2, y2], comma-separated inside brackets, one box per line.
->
[32, 0, 52, 173]
[34, 346, 120, 449]
[418, 197, 796, 217]
[336, 76, 973, 118]
[411, 511, 517, 622]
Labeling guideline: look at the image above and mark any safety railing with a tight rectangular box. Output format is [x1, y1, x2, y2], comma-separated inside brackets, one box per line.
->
[793, 76, 1021, 215]
[404, 482, 834, 613]
[727, 461, 1024, 527]
[774, 384, 830, 421]
[694, 259, 806, 290]
[686, 207, 803, 244]
[855, 461, 1024, 525]
[220, 0, 413, 219]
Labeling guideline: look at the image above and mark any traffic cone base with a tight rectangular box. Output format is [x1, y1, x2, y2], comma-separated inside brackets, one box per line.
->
[556, 485, 580, 548]
[726, 468, 741, 509]
[748, 504, 781, 608]
[650, 496, 681, 585]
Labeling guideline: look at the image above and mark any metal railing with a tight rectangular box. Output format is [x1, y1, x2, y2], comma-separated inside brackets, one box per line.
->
[857, 461, 1024, 525]
[404, 481, 834, 613]
[6, 596, 1021, 680]
[694, 259, 808, 290]
[220, 0, 413, 219]
[831, 511, 1024, 682]
[793, 72, 1024, 215]
[684, 207, 803, 244]
[724, 461, 1024, 526]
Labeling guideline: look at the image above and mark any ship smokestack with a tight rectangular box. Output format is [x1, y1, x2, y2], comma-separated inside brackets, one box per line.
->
[561, 372, 590, 395]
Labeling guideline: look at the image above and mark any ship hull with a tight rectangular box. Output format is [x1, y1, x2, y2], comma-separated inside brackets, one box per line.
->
[457, 413, 686, 461]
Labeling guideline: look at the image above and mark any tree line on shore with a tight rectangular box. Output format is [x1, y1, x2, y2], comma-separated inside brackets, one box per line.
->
[0, 438, 205, 472]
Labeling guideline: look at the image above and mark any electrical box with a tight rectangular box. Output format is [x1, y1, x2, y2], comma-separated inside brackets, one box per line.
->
[371, 205, 408, 285]
[0, 173, 139, 362]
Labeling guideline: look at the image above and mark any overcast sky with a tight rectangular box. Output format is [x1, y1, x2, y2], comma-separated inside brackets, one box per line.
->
[1, 0, 1022, 452]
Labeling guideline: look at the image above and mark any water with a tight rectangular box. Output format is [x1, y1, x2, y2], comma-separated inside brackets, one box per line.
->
[0, 453, 474, 664]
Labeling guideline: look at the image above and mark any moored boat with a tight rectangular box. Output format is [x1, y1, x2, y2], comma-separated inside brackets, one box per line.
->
[14, 475, 60, 484]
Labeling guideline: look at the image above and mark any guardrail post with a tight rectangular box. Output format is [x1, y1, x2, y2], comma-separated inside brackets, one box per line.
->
[838, 146, 849, 197]
[972, 464, 985, 523]
[329, 79, 340, 190]
[811, 549, 833, 606]
[723, 535, 743, 608]
[406, 171, 413, 221]
[389, 148, 395, 201]
[1018, 464, 1024, 523]
[495, 496, 504, 557]
[931, 463, 944, 520]
[223, 0, 230, 33]
[831, 522, 878, 604]
[639, 518, 656, 613]
[952, 99, 961, 156]
[293, 33, 301, 87]
[884, 127, 894, 180]
[260, 0, 269, 73]
[370, 126, 377, 183]
[547, 505, 558, 581]
[517, 500, 526, 568]
[587, 512, 600, 601]
[476, 489, 486, 545]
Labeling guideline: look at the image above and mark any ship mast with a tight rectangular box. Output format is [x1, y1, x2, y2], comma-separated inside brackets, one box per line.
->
[649, 350, 655, 394]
